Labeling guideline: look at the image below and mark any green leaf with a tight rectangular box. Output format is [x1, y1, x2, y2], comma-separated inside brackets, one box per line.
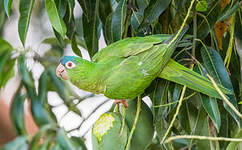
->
[111, 0, 127, 42]
[99, 0, 113, 42]
[99, 0, 112, 27]
[217, 1, 241, 22]
[18, 0, 35, 46]
[138, 0, 171, 30]
[30, 125, 55, 150]
[195, 0, 208, 12]
[1, 136, 28, 150]
[31, 71, 57, 127]
[41, 37, 69, 47]
[194, 109, 212, 150]
[71, 137, 87, 150]
[201, 46, 241, 127]
[81, 0, 100, 57]
[10, 88, 28, 136]
[0, 1, 6, 30]
[0, 52, 12, 88]
[131, 0, 149, 33]
[104, 13, 114, 45]
[226, 129, 242, 150]
[200, 94, 221, 131]
[149, 79, 169, 139]
[197, 0, 220, 39]
[0, 38, 13, 52]
[56, 128, 76, 150]
[46, 0, 67, 38]
[4, 0, 13, 17]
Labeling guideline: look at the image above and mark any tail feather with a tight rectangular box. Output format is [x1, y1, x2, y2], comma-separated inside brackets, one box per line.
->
[159, 59, 231, 99]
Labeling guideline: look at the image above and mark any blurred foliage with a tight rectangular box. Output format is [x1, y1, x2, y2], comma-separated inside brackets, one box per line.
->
[0, 0, 242, 150]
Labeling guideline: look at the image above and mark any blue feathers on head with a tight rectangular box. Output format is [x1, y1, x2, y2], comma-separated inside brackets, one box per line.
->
[60, 56, 78, 65]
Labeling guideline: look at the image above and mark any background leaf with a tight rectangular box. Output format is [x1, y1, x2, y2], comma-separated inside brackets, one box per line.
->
[138, 0, 171, 30]
[4, 0, 13, 17]
[18, 0, 35, 46]
[80, 0, 100, 57]
[111, 0, 127, 42]
[46, 0, 67, 38]
[201, 46, 241, 127]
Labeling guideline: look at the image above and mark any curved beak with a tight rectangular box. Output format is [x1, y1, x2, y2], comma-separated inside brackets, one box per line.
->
[56, 63, 69, 80]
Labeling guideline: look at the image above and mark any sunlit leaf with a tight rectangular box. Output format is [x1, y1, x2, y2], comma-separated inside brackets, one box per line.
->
[18, 0, 35, 46]
[46, 0, 67, 38]
[56, 128, 76, 150]
[196, 0, 208, 12]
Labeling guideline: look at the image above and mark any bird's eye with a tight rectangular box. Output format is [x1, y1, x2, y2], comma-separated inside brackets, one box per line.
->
[65, 61, 76, 69]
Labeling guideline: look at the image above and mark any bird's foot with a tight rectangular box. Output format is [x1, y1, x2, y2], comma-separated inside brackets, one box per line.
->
[115, 100, 128, 108]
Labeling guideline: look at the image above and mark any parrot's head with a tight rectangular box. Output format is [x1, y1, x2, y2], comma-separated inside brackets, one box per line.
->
[56, 56, 80, 80]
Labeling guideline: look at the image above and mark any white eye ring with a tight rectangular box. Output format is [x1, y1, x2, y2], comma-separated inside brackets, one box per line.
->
[65, 61, 76, 69]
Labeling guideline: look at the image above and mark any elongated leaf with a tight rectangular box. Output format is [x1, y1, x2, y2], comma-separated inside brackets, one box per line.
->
[81, 0, 100, 57]
[18, 0, 34, 46]
[194, 109, 212, 150]
[217, 1, 241, 22]
[18, 56, 56, 127]
[111, 0, 127, 42]
[1, 136, 28, 150]
[200, 94, 221, 131]
[10, 88, 28, 136]
[104, 13, 114, 45]
[57, 128, 76, 150]
[4, 0, 13, 17]
[71, 137, 87, 150]
[138, 0, 171, 30]
[77, 0, 89, 18]
[99, 0, 112, 27]
[131, 0, 149, 33]
[201, 46, 241, 127]
[99, 0, 113, 43]
[0, 1, 6, 30]
[46, 0, 67, 38]
[197, 0, 221, 39]
[226, 129, 242, 150]
[149, 79, 169, 140]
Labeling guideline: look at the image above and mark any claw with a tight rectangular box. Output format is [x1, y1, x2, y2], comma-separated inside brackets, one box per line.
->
[115, 100, 128, 108]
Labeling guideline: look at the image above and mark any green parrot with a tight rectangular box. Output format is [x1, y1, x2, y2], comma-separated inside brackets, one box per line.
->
[56, 26, 230, 106]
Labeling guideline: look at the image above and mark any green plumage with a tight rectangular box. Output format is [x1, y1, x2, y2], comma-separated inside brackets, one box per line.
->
[60, 26, 230, 100]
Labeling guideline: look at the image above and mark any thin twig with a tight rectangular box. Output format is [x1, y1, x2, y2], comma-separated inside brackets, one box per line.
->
[153, 92, 196, 107]
[165, 135, 242, 143]
[167, 0, 196, 47]
[207, 74, 242, 119]
[119, 105, 126, 135]
[161, 86, 187, 144]
[125, 96, 141, 150]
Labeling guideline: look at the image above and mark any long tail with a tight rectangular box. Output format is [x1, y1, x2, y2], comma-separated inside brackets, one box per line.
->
[159, 59, 231, 99]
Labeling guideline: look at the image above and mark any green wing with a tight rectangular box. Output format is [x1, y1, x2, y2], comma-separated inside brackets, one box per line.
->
[159, 59, 231, 99]
[92, 34, 171, 63]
